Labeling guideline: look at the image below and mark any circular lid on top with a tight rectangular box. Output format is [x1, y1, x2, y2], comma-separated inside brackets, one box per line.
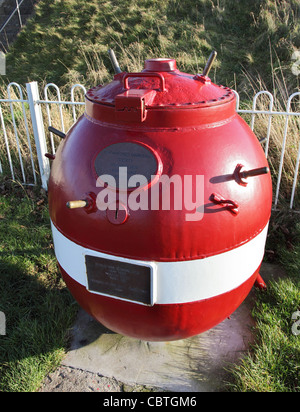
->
[143, 58, 177, 72]
[86, 58, 235, 109]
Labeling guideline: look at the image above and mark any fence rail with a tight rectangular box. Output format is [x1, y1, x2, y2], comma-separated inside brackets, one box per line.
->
[0, 81, 299, 212]
[0, 0, 25, 34]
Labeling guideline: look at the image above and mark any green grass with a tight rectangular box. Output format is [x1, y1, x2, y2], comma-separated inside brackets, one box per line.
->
[230, 277, 300, 391]
[4, 0, 300, 97]
[228, 213, 300, 392]
[0, 179, 77, 392]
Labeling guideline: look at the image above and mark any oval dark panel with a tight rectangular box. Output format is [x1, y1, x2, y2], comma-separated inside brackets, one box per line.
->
[94, 142, 158, 189]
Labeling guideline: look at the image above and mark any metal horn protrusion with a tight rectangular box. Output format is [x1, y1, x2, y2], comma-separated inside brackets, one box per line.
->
[66, 200, 89, 209]
[108, 49, 122, 74]
[239, 167, 269, 179]
[234, 164, 269, 186]
[45, 153, 55, 160]
[202, 50, 217, 77]
[48, 126, 66, 139]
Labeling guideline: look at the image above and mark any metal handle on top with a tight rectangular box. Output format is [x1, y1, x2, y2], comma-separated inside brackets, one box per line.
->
[123, 73, 166, 92]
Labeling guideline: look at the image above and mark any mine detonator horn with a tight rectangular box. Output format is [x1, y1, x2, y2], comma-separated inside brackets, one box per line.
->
[108, 49, 122, 74]
[48, 126, 66, 139]
[234, 164, 269, 186]
[202, 50, 217, 77]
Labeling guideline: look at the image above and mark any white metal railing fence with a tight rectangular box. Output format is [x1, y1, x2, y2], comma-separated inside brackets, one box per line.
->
[0, 81, 86, 190]
[0, 81, 299, 211]
[0, 0, 25, 34]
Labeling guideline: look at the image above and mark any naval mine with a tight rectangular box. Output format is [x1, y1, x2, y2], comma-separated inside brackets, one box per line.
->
[48, 51, 272, 341]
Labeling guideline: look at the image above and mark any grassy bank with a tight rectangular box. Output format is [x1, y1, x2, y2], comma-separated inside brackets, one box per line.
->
[4, 0, 300, 97]
[0, 180, 77, 392]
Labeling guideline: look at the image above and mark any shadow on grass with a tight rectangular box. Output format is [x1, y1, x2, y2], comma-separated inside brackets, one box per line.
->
[0, 241, 78, 392]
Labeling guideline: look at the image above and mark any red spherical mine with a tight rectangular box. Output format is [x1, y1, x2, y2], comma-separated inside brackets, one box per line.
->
[48, 57, 272, 341]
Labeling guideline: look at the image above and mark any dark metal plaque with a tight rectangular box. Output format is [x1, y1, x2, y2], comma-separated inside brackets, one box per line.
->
[94, 142, 158, 189]
[85, 255, 152, 305]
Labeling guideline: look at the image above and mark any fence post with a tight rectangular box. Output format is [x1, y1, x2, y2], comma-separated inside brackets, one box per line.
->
[26, 82, 50, 190]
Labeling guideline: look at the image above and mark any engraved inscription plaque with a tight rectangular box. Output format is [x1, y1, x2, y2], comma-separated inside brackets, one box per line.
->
[85, 255, 153, 305]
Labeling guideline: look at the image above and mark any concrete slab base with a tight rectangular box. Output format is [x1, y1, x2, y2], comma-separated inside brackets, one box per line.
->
[61, 262, 283, 392]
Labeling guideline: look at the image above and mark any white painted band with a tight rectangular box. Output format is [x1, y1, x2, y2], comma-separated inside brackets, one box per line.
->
[51, 221, 268, 305]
